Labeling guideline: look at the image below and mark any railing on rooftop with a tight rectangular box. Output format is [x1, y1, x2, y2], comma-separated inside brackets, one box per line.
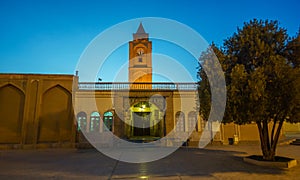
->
[78, 82, 198, 91]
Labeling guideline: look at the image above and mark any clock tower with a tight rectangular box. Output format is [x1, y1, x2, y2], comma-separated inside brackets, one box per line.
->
[128, 23, 152, 83]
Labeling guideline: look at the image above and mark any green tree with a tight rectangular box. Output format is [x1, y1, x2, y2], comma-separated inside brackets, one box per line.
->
[285, 29, 300, 68]
[286, 30, 300, 124]
[198, 43, 226, 122]
[199, 19, 300, 161]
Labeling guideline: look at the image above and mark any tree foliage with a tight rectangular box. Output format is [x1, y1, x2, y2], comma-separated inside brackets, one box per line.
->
[198, 19, 300, 161]
[198, 43, 224, 121]
[285, 29, 300, 68]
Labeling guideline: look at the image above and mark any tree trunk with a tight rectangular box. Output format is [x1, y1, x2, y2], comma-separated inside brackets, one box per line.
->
[257, 121, 275, 161]
[270, 119, 284, 158]
[257, 119, 284, 161]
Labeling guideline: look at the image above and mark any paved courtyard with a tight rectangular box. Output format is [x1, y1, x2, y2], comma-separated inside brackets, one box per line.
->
[0, 144, 299, 180]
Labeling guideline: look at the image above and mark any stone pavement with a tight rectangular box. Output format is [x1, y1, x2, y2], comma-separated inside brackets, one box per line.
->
[0, 144, 299, 180]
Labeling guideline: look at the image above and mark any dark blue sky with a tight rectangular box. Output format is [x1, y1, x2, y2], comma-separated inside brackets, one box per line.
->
[0, 0, 299, 81]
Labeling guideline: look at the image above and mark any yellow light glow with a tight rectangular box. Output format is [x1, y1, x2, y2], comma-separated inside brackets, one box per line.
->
[139, 176, 149, 179]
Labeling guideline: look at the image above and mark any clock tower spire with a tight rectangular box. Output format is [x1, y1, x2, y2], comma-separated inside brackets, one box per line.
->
[128, 23, 152, 83]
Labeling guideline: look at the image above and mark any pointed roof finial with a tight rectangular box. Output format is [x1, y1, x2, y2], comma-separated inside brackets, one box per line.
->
[133, 22, 149, 40]
[136, 22, 146, 34]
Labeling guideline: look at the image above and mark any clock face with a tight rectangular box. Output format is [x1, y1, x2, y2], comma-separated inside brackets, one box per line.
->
[136, 48, 144, 56]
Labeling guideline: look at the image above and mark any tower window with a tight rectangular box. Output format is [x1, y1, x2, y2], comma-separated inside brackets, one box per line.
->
[139, 57, 142, 62]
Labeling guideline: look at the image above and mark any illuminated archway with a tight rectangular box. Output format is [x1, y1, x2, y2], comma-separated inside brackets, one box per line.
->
[127, 101, 163, 138]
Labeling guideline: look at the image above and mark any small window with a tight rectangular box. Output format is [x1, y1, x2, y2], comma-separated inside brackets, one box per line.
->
[103, 111, 113, 131]
[77, 112, 87, 131]
[188, 111, 198, 131]
[90, 111, 100, 132]
[139, 57, 142, 62]
[175, 111, 185, 132]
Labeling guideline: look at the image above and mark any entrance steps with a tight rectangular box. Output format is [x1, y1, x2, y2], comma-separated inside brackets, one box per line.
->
[128, 136, 160, 143]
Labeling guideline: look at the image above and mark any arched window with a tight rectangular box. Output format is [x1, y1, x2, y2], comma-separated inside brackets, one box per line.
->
[77, 112, 87, 131]
[103, 111, 113, 131]
[175, 111, 185, 132]
[90, 112, 100, 132]
[188, 111, 198, 132]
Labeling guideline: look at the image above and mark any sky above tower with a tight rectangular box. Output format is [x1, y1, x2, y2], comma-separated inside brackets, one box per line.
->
[0, 0, 299, 82]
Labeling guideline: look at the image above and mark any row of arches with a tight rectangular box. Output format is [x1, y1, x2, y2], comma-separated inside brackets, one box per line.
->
[77, 111, 114, 133]
[76, 110, 199, 135]
[175, 111, 199, 132]
[0, 83, 74, 144]
[0, 82, 199, 144]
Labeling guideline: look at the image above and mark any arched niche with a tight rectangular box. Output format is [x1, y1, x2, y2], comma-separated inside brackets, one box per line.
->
[175, 111, 185, 132]
[38, 85, 73, 143]
[0, 84, 25, 143]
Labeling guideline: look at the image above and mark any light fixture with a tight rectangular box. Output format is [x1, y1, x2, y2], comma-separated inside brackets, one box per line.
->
[139, 176, 149, 179]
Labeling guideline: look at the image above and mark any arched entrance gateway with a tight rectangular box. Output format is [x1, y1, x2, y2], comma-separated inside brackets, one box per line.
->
[130, 101, 162, 137]
[122, 97, 166, 141]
